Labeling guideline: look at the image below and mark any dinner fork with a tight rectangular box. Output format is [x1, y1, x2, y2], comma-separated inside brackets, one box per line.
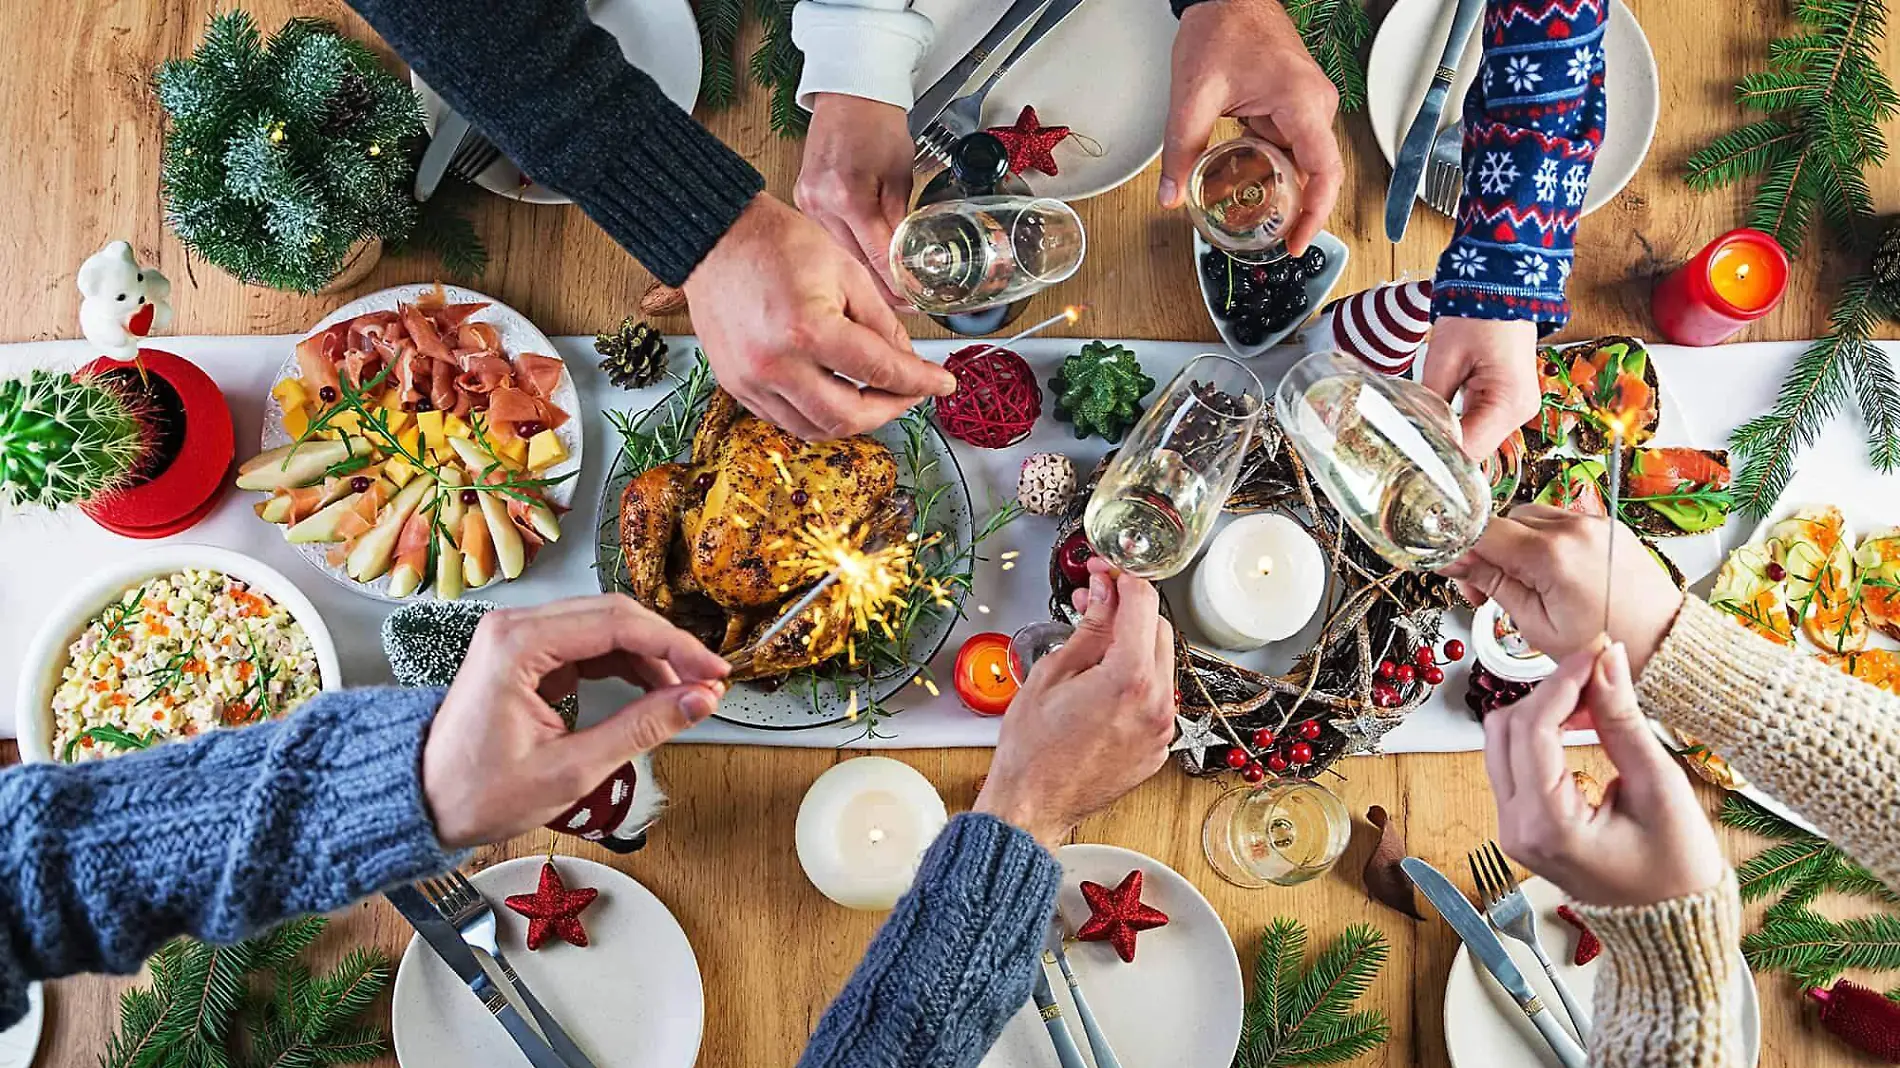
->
[421, 871, 598, 1068]
[1470, 842, 1592, 1043]
[1422, 124, 1464, 217]
[913, 0, 1091, 170]
[446, 130, 503, 185]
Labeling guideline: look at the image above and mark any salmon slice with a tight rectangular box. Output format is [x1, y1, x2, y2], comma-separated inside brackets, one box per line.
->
[1628, 448, 1731, 499]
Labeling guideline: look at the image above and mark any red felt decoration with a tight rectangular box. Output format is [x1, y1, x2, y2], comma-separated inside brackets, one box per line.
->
[505, 860, 600, 950]
[984, 106, 1072, 178]
[1076, 869, 1169, 963]
[1809, 981, 1900, 1061]
[1554, 905, 1601, 966]
[934, 345, 1042, 449]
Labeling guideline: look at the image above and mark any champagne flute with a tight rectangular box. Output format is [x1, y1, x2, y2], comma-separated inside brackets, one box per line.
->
[1083, 355, 1265, 579]
[1275, 351, 1490, 571]
[1203, 779, 1352, 888]
[1186, 137, 1303, 263]
[889, 196, 1086, 315]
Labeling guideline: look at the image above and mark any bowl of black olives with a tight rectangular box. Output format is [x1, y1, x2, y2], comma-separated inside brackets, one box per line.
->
[1194, 230, 1348, 357]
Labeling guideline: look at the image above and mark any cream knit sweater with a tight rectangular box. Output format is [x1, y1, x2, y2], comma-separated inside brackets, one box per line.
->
[1570, 595, 1900, 1067]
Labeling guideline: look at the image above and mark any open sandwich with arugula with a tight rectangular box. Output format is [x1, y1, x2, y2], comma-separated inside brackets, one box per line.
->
[1524, 336, 1661, 456]
[1514, 447, 1733, 537]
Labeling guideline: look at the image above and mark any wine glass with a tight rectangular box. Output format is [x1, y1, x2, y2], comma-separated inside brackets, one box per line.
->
[1007, 620, 1073, 685]
[1082, 354, 1265, 579]
[889, 196, 1086, 315]
[1203, 779, 1352, 888]
[1186, 137, 1302, 263]
[1275, 351, 1490, 572]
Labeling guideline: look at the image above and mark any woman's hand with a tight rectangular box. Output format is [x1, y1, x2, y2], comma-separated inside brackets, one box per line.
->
[795, 93, 917, 306]
[975, 558, 1177, 847]
[422, 595, 731, 850]
[1422, 316, 1540, 460]
[1485, 641, 1728, 907]
[1440, 505, 1683, 673]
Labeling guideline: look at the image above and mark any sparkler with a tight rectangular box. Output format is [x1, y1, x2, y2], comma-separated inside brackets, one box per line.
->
[1597, 374, 1646, 636]
[955, 305, 1085, 361]
[741, 521, 936, 654]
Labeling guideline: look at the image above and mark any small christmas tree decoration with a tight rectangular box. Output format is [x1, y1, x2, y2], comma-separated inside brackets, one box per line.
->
[984, 105, 1073, 178]
[1075, 869, 1169, 962]
[1808, 981, 1900, 1060]
[77, 242, 173, 361]
[1874, 220, 1900, 313]
[1050, 341, 1154, 442]
[505, 860, 600, 950]
[934, 345, 1042, 448]
[1304, 280, 1433, 377]
[1016, 452, 1077, 516]
[596, 316, 669, 390]
[0, 370, 156, 511]
[1555, 905, 1602, 965]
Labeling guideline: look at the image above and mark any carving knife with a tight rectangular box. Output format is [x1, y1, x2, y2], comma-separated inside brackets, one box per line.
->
[386, 888, 570, 1068]
[1383, 0, 1486, 241]
[1402, 858, 1588, 1068]
[414, 107, 471, 203]
[908, 0, 1052, 140]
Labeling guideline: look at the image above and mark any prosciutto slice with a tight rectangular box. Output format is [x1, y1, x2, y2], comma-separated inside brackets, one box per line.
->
[516, 352, 565, 399]
[295, 326, 344, 395]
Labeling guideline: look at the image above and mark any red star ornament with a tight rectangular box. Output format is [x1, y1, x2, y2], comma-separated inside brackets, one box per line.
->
[1075, 869, 1169, 963]
[985, 105, 1072, 178]
[505, 860, 600, 950]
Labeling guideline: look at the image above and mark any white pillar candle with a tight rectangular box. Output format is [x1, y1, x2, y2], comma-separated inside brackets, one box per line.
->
[1187, 514, 1327, 651]
[795, 757, 949, 911]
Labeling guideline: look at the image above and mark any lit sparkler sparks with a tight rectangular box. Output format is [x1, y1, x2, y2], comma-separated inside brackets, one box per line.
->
[957, 305, 1086, 362]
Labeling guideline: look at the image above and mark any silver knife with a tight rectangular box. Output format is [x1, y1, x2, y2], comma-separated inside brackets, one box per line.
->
[1401, 859, 1588, 1068]
[1029, 963, 1092, 1068]
[414, 107, 472, 202]
[1383, 0, 1486, 240]
[386, 888, 570, 1068]
[908, 0, 1051, 140]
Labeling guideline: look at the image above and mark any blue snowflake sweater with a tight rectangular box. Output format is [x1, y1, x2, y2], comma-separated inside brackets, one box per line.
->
[1431, 0, 1608, 332]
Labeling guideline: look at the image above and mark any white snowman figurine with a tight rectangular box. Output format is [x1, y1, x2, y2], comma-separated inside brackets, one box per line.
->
[77, 240, 173, 360]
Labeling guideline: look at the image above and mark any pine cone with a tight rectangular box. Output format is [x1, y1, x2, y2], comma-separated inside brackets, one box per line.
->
[319, 73, 376, 137]
[596, 317, 669, 390]
[1873, 219, 1900, 312]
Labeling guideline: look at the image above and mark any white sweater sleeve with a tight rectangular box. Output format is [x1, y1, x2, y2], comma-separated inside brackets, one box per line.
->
[791, 0, 936, 111]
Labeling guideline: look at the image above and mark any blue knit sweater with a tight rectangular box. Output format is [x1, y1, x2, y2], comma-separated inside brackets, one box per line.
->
[0, 688, 1062, 1067]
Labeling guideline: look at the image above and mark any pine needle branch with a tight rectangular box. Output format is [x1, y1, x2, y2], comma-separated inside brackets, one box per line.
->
[1285, 0, 1372, 113]
[1234, 920, 1390, 1068]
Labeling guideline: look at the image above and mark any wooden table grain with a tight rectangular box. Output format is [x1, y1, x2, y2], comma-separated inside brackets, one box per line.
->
[3, 1, 1897, 1065]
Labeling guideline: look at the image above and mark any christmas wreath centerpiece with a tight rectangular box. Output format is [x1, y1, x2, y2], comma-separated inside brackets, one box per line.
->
[157, 11, 484, 294]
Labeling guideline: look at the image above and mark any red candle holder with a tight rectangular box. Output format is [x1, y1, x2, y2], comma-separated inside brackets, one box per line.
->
[1651, 228, 1789, 346]
[953, 632, 1019, 716]
[79, 349, 235, 538]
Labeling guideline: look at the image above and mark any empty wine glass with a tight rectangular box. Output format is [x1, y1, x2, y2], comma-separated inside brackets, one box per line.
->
[1186, 137, 1303, 263]
[1082, 355, 1265, 580]
[889, 196, 1086, 315]
[1007, 620, 1074, 684]
[1275, 351, 1489, 571]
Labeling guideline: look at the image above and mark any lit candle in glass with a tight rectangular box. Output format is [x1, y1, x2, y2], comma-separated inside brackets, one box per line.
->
[1651, 227, 1790, 346]
[953, 632, 1018, 715]
[795, 757, 949, 911]
[1187, 514, 1327, 650]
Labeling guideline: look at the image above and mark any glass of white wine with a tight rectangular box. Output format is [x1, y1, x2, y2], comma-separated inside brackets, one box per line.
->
[1082, 354, 1265, 579]
[1203, 778, 1351, 888]
[889, 196, 1086, 315]
[1275, 351, 1490, 572]
[1186, 136, 1302, 263]
[1007, 620, 1073, 684]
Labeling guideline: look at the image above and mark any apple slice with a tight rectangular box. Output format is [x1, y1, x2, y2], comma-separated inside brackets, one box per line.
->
[346, 478, 430, 582]
[286, 491, 364, 544]
[435, 532, 465, 600]
[236, 439, 356, 491]
[477, 489, 526, 580]
[460, 507, 496, 588]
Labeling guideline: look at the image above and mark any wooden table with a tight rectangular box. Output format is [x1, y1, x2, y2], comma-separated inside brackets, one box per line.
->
[4, 2, 1897, 1065]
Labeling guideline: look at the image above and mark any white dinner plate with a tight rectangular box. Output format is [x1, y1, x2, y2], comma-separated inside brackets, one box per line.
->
[260, 284, 584, 602]
[0, 984, 42, 1068]
[979, 844, 1244, 1068]
[415, 0, 703, 204]
[392, 856, 704, 1068]
[1445, 875, 1760, 1067]
[912, 0, 1180, 201]
[1367, 0, 1659, 217]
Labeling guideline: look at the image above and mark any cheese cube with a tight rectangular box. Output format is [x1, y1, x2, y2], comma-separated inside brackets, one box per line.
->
[330, 409, 364, 436]
[281, 406, 311, 441]
[383, 456, 416, 488]
[527, 430, 568, 471]
[396, 424, 423, 459]
[383, 407, 413, 435]
[271, 378, 309, 414]
[443, 413, 473, 441]
[380, 388, 405, 412]
[416, 410, 446, 450]
[494, 436, 529, 470]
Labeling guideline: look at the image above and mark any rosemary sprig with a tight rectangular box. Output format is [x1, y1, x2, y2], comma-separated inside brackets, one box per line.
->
[135, 639, 200, 708]
[606, 352, 716, 476]
[86, 587, 146, 672]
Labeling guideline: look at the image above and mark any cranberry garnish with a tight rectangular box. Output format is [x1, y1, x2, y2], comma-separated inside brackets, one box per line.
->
[694, 472, 715, 492]
[318, 385, 338, 403]
[348, 475, 371, 494]
[516, 421, 546, 438]
[1765, 561, 1786, 581]
[791, 489, 811, 507]
[459, 489, 479, 506]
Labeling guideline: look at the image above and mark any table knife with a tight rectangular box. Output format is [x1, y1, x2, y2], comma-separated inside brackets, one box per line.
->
[386, 888, 570, 1068]
[1401, 858, 1588, 1068]
[1029, 962, 1091, 1068]
[414, 107, 471, 202]
[908, 0, 1051, 140]
[1383, 0, 1486, 241]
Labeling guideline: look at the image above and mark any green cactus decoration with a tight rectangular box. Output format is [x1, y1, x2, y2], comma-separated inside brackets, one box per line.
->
[1050, 342, 1155, 443]
[0, 370, 152, 510]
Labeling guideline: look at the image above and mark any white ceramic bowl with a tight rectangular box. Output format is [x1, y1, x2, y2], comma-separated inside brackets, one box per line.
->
[13, 544, 341, 764]
[1194, 230, 1349, 358]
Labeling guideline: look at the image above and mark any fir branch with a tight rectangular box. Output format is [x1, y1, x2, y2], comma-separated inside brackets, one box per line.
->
[696, 0, 743, 110]
[1684, 119, 1800, 189]
[392, 183, 488, 279]
[1737, 839, 1836, 902]
[1234, 920, 1390, 1068]
[1285, 0, 1371, 113]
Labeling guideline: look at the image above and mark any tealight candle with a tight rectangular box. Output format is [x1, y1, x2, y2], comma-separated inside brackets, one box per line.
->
[953, 632, 1018, 715]
[795, 757, 949, 911]
[1187, 514, 1326, 651]
[1651, 228, 1790, 346]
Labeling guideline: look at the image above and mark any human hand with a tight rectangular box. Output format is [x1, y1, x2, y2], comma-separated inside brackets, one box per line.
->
[683, 193, 957, 440]
[795, 94, 916, 306]
[975, 558, 1177, 847]
[1485, 640, 1728, 907]
[1159, 0, 1342, 255]
[1423, 317, 1541, 459]
[422, 595, 731, 850]
[1441, 505, 1681, 674]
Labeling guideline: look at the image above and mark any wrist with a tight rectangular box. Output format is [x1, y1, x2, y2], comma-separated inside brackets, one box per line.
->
[1625, 590, 1686, 678]
[973, 784, 1071, 849]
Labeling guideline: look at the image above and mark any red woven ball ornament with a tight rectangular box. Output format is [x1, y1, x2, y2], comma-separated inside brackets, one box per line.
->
[934, 345, 1042, 449]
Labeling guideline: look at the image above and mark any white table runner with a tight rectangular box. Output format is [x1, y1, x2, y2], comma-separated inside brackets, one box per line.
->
[3, 334, 1888, 752]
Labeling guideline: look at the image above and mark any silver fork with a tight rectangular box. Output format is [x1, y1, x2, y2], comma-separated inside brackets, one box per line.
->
[914, 0, 1091, 169]
[447, 130, 503, 185]
[421, 871, 598, 1068]
[1422, 123, 1464, 217]
[1470, 842, 1592, 1044]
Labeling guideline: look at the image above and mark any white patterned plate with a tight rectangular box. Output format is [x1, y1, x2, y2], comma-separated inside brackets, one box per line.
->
[0, 984, 42, 1068]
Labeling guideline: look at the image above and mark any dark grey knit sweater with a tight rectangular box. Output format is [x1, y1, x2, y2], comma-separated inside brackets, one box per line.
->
[348, 0, 766, 285]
